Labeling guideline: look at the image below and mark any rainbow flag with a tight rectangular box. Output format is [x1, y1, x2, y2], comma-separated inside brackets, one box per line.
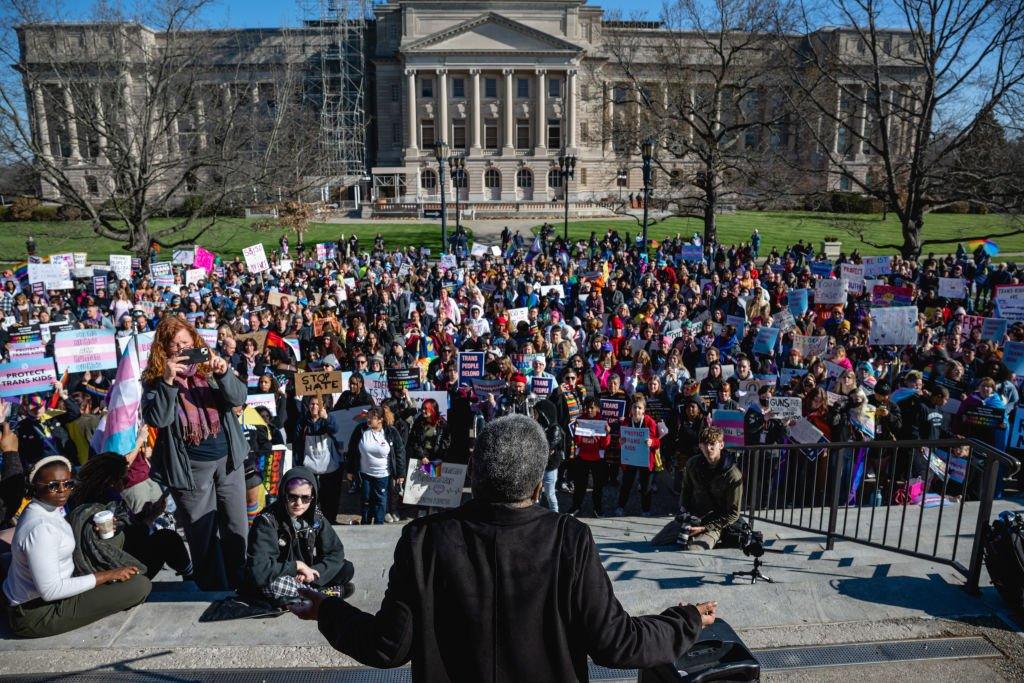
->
[968, 239, 999, 256]
[13, 261, 28, 282]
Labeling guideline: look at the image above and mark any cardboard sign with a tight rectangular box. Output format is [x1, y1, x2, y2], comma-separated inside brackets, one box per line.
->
[791, 334, 828, 358]
[0, 357, 57, 398]
[185, 268, 205, 286]
[92, 275, 107, 296]
[840, 263, 864, 292]
[108, 254, 132, 281]
[868, 306, 918, 346]
[938, 277, 966, 300]
[172, 249, 194, 265]
[8, 341, 46, 360]
[403, 460, 468, 509]
[995, 285, 1024, 321]
[439, 254, 458, 271]
[457, 352, 485, 385]
[312, 316, 340, 337]
[53, 329, 118, 373]
[28, 262, 73, 290]
[295, 370, 343, 396]
[789, 417, 825, 444]
[620, 426, 651, 467]
[507, 307, 529, 327]
[243, 244, 270, 274]
[767, 396, 803, 420]
[574, 420, 608, 439]
[861, 255, 892, 277]
[815, 279, 847, 305]
[267, 291, 293, 308]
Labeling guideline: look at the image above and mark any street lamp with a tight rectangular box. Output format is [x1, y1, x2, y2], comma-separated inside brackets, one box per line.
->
[433, 140, 449, 255]
[448, 155, 465, 256]
[641, 137, 654, 258]
[557, 152, 577, 241]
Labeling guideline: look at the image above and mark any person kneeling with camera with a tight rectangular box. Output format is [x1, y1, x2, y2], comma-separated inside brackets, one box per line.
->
[677, 427, 742, 551]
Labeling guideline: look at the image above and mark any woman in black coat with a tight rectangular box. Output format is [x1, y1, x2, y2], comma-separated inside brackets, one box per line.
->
[346, 407, 406, 525]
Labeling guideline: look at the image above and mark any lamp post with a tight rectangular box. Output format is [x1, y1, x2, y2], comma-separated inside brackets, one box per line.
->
[557, 152, 577, 241]
[641, 137, 654, 258]
[448, 155, 465, 257]
[434, 140, 449, 255]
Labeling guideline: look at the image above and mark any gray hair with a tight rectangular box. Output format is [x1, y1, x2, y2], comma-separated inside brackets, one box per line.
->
[472, 415, 547, 504]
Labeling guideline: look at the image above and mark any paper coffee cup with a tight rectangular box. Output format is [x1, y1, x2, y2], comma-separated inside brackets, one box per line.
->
[93, 510, 116, 540]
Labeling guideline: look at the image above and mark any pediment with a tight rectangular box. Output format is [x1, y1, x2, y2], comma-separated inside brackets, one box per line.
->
[404, 12, 582, 54]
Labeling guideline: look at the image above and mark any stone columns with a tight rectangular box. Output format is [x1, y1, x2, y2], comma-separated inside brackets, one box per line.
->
[94, 87, 108, 161]
[194, 94, 207, 150]
[405, 69, 418, 152]
[470, 69, 481, 153]
[503, 68, 514, 154]
[566, 69, 577, 150]
[436, 68, 448, 145]
[31, 84, 51, 159]
[603, 82, 613, 155]
[832, 86, 842, 154]
[62, 86, 80, 161]
[858, 86, 869, 155]
[535, 69, 547, 154]
[688, 87, 696, 144]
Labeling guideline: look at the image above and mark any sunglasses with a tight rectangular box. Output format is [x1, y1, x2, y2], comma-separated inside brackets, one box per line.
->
[286, 493, 312, 504]
[38, 479, 76, 493]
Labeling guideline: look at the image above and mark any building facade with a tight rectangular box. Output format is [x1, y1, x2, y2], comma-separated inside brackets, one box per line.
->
[18, 0, 918, 212]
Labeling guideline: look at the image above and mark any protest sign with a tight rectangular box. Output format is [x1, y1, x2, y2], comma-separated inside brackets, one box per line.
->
[439, 254, 457, 270]
[387, 368, 420, 391]
[753, 327, 780, 356]
[682, 244, 703, 262]
[928, 449, 968, 484]
[326, 406, 368, 452]
[8, 341, 46, 360]
[361, 372, 390, 404]
[963, 404, 1006, 430]
[938, 277, 966, 300]
[788, 289, 809, 315]
[471, 378, 506, 399]
[789, 417, 825, 444]
[861, 255, 892, 277]
[539, 284, 565, 299]
[574, 420, 608, 440]
[295, 370, 343, 396]
[247, 393, 278, 416]
[726, 315, 746, 336]
[10, 324, 42, 345]
[600, 398, 626, 421]
[185, 268, 205, 286]
[868, 306, 918, 346]
[193, 247, 215, 273]
[403, 460, 468, 509]
[457, 352, 484, 386]
[871, 285, 913, 307]
[0, 358, 56, 399]
[768, 396, 803, 420]
[53, 329, 117, 373]
[619, 426, 650, 467]
[108, 254, 132, 281]
[810, 261, 833, 278]
[1004, 341, 1024, 375]
[995, 285, 1024, 321]
[92, 275, 106, 296]
[791, 334, 828, 358]
[507, 307, 529, 327]
[981, 317, 1008, 342]
[172, 248, 194, 265]
[28, 262, 73, 290]
[531, 376, 554, 397]
[814, 279, 847, 305]
[840, 263, 864, 292]
[50, 253, 75, 270]
[195, 327, 218, 349]
[712, 409, 744, 448]
[1010, 410, 1024, 450]
[779, 367, 808, 385]
[408, 390, 450, 417]
[242, 244, 270, 274]
[772, 309, 796, 332]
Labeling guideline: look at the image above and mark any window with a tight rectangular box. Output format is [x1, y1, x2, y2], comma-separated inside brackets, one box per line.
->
[581, 85, 589, 99]
[839, 174, 852, 191]
[617, 169, 628, 188]
[484, 168, 501, 189]
[548, 78, 561, 98]
[421, 169, 437, 190]
[516, 119, 531, 149]
[484, 119, 499, 149]
[516, 169, 533, 188]
[485, 77, 497, 98]
[85, 175, 99, 195]
[548, 169, 563, 188]
[421, 120, 435, 148]
[452, 169, 468, 189]
[547, 118, 561, 150]
[613, 85, 628, 104]
[579, 168, 587, 186]
[392, 121, 400, 144]
[421, 78, 434, 98]
[580, 122, 589, 144]
[452, 78, 465, 98]
[390, 84, 399, 103]
[452, 119, 467, 149]
[185, 171, 198, 193]
[517, 78, 530, 98]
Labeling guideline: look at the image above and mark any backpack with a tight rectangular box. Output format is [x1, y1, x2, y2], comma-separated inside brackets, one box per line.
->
[985, 511, 1024, 613]
[543, 422, 564, 471]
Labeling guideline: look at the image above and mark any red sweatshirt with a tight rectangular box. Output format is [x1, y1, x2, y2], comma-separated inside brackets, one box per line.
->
[619, 414, 661, 471]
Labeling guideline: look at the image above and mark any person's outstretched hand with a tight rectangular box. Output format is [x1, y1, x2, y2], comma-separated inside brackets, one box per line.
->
[288, 587, 325, 621]
[689, 601, 718, 627]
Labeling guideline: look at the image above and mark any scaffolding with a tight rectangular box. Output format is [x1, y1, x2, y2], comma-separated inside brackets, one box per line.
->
[300, 0, 368, 190]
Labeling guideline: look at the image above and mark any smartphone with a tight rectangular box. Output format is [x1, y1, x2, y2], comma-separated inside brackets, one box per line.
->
[180, 347, 211, 365]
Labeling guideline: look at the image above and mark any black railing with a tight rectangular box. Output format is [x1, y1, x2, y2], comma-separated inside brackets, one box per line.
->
[731, 438, 1020, 594]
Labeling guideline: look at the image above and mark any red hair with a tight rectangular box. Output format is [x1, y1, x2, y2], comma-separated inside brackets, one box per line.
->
[422, 398, 442, 426]
[140, 316, 213, 384]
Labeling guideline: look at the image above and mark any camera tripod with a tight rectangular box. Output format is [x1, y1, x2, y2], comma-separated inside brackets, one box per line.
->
[731, 556, 773, 584]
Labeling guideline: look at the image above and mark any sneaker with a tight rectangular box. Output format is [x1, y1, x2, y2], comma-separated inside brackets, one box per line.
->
[614, 507, 625, 517]
[384, 513, 396, 523]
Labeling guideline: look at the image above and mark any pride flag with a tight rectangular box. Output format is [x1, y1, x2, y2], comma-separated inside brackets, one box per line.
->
[95, 334, 144, 456]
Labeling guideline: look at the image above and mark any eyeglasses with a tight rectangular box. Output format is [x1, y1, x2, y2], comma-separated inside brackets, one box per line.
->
[286, 493, 312, 504]
[38, 479, 76, 493]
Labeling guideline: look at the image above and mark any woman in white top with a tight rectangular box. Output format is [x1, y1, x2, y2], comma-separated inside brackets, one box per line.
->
[3, 456, 150, 638]
[345, 407, 406, 525]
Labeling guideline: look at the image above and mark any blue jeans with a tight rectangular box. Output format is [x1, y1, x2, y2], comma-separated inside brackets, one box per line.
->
[541, 469, 559, 512]
[360, 474, 389, 525]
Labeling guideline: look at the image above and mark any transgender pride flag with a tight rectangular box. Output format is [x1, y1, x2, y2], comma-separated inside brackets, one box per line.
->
[94, 335, 144, 456]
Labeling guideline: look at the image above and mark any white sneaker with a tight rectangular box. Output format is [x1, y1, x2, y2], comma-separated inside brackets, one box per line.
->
[384, 513, 396, 523]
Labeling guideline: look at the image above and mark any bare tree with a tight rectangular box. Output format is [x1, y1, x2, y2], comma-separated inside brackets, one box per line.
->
[784, 0, 1024, 258]
[596, 0, 796, 246]
[0, 0, 325, 257]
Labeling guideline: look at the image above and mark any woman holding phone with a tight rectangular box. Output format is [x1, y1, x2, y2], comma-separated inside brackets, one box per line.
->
[141, 317, 249, 591]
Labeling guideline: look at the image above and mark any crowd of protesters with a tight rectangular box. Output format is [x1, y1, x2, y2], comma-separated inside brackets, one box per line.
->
[0, 223, 1020, 637]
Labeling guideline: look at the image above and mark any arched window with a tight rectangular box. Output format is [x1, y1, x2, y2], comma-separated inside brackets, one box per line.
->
[452, 169, 468, 189]
[548, 169, 563, 188]
[421, 169, 437, 190]
[484, 168, 501, 189]
[516, 169, 533, 188]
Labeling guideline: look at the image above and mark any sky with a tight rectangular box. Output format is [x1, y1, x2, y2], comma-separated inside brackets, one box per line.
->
[54, 0, 660, 29]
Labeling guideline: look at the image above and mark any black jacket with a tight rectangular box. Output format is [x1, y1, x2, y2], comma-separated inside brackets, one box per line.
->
[244, 466, 346, 591]
[316, 500, 703, 682]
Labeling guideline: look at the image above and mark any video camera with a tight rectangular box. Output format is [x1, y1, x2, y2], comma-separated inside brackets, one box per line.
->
[675, 513, 703, 549]
[729, 520, 765, 558]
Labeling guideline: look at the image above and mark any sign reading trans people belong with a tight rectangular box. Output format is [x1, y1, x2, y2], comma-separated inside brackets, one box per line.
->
[0, 358, 56, 399]
[54, 329, 118, 373]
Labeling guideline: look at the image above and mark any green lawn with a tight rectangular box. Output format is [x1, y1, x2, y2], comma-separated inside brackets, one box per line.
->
[0, 217, 450, 261]
[536, 211, 1023, 256]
